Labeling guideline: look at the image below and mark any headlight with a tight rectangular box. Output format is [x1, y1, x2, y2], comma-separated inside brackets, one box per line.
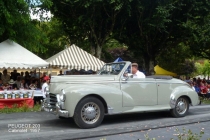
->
[59, 89, 66, 101]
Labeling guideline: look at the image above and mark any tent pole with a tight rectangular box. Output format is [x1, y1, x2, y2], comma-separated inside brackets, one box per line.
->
[50, 66, 52, 76]
[39, 68, 41, 88]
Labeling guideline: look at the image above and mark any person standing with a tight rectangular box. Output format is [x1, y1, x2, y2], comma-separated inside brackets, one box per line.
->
[58, 70, 64, 76]
[131, 63, 146, 78]
[42, 76, 50, 99]
[10, 69, 20, 81]
[1, 69, 10, 84]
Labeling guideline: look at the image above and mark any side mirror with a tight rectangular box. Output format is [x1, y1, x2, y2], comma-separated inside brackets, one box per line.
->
[127, 73, 133, 78]
[122, 73, 133, 81]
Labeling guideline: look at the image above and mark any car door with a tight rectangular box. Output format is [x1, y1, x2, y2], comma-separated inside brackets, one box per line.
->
[120, 77, 158, 107]
[156, 78, 177, 105]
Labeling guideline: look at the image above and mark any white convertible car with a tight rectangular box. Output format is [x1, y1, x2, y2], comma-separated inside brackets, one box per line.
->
[42, 61, 199, 129]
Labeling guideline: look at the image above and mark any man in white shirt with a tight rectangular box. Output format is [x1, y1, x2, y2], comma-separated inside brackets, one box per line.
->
[131, 63, 146, 78]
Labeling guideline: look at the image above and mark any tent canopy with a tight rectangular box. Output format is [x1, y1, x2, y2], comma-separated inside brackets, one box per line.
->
[114, 57, 123, 62]
[154, 65, 177, 77]
[46, 44, 105, 71]
[0, 39, 49, 69]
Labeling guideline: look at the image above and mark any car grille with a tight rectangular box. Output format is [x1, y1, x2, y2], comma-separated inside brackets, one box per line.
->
[47, 93, 57, 109]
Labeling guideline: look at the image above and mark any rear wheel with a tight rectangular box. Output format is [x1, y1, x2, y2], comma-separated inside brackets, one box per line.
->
[170, 97, 189, 117]
[73, 97, 104, 129]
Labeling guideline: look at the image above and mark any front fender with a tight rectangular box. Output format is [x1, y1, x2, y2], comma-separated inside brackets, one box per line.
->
[170, 86, 199, 108]
[63, 83, 123, 117]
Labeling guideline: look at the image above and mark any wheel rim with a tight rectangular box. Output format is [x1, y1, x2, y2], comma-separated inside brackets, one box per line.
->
[81, 102, 100, 124]
[176, 98, 187, 115]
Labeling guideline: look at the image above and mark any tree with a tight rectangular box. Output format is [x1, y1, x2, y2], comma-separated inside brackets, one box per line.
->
[114, 0, 175, 73]
[0, 0, 47, 52]
[195, 62, 203, 76]
[156, 43, 193, 74]
[114, 0, 210, 73]
[201, 60, 210, 79]
[34, 17, 70, 59]
[42, 0, 131, 59]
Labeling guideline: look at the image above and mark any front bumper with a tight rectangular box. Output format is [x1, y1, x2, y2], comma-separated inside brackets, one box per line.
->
[41, 99, 69, 118]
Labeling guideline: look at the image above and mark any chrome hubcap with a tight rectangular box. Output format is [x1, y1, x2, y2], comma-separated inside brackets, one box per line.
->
[176, 98, 187, 114]
[81, 102, 100, 124]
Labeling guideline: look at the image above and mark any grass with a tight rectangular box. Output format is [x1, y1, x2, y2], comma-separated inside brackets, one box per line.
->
[0, 102, 41, 114]
[200, 97, 210, 104]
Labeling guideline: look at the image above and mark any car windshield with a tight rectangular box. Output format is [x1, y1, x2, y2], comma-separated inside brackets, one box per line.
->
[98, 62, 126, 75]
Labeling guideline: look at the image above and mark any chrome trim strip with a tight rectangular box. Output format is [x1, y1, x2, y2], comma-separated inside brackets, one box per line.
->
[107, 106, 114, 114]
[65, 81, 159, 84]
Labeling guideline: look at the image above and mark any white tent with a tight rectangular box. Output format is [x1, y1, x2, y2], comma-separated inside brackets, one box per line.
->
[0, 39, 49, 69]
[46, 44, 105, 71]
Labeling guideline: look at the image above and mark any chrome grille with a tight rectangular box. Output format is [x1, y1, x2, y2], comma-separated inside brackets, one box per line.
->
[48, 93, 57, 109]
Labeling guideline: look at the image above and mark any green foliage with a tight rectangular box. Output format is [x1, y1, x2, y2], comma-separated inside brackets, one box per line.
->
[0, 0, 30, 40]
[200, 97, 210, 104]
[194, 60, 210, 77]
[201, 60, 210, 77]
[1, 0, 209, 71]
[156, 43, 193, 74]
[171, 128, 204, 140]
[144, 133, 156, 140]
[195, 62, 203, 75]
[0, 103, 41, 114]
[144, 127, 209, 140]
[42, 0, 132, 58]
[114, 0, 210, 72]
[0, 0, 50, 54]
[34, 18, 70, 59]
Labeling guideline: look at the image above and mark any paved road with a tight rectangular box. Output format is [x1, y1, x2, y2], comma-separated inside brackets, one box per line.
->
[84, 121, 210, 140]
[0, 105, 209, 140]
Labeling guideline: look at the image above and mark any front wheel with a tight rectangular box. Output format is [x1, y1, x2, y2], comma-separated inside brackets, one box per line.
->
[73, 97, 104, 129]
[170, 97, 189, 117]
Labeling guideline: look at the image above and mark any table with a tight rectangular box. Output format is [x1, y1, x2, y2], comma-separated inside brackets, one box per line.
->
[0, 98, 34, 109]
[33, 90, 42, 97]
[0, 90, 43, 97]
[0, 90, 43, 108]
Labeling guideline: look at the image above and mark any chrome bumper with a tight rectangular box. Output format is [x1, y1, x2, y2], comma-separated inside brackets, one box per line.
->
[41, 99, 69, 118]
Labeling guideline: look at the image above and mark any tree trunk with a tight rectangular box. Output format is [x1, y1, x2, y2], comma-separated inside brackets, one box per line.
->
[143, 54, 155, 75]
[96, 45, 102, 59]
[90, 45, 96, 56]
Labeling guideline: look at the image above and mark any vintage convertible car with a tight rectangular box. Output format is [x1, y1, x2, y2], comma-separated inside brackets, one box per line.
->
[42, 61, 199, 129]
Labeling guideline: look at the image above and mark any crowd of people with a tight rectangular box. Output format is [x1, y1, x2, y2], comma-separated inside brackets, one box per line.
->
[1, 68, 210, 99]
[0, 69, 49, 90]
[185, 77, 210, 98]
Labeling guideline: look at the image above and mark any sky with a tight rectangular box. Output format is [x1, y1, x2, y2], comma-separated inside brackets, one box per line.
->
[30, 8, 52, 21]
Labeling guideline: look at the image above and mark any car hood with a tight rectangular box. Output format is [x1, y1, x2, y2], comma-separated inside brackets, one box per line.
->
[50, 75, 117, 83]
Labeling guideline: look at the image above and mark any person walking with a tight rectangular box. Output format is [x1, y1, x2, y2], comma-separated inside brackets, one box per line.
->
[41, 76, 50, 99]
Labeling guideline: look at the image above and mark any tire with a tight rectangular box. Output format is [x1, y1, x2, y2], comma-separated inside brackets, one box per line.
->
[170, 97, 189, 117]
[73, 97, 105, 129]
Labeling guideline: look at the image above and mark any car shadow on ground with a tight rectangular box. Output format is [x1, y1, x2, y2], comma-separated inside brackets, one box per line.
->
[40, 111, 171, 129]
[39, 117, 79, 129]
[102, 111, 171, 125]
[39, 109, 199, 129]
